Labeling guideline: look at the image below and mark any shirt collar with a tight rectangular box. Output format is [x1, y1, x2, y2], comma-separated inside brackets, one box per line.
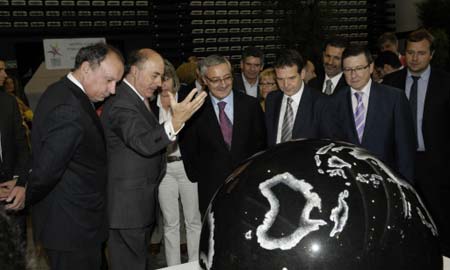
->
[210, 90, 234, 107]
[123, 79, 145, 101]
[284, 81, 304, 104]
[67, 73, 86, 94]
[407, 65, 431, 81]
[325, 72, 344, 87]
[241, 73, 259, 87]
[351, 78, 372, 97]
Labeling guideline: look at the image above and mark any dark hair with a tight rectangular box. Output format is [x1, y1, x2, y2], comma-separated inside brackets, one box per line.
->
[127, 49, 153, 73]
[406, 28, 435, 52]
[73, 42, 124, 71]
[374, 51, 402, 69]
[242, 46, 265, 64]
[342, 45, 373, 64]
[274, 49, 304, 72]
[377, 32, 398, 49]
[324, 36, 349, 50]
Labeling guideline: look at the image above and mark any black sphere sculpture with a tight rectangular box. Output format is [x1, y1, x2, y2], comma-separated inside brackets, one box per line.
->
[199, 140, 441, 270]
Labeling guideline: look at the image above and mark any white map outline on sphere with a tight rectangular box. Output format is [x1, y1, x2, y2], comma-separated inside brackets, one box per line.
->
[256, 172, 327, 250]
[199, 211, 215, 270]
[329, 190, 350, 237]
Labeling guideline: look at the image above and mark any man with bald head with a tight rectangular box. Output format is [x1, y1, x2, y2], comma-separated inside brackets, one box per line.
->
[26, 43, 125, 270]
[101, 48, 206, 270]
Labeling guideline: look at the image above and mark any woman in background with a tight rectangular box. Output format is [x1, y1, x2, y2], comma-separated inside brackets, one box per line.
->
[258, 68, 279, 111]
[4, 76, 33, 144]
[152, 60, 202, 266]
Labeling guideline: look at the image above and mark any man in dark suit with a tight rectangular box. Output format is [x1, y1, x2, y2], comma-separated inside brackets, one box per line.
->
[308, 37, 349, 95]
[327, 45, 416, 182]
[25, 43, 125, 270]
[383, 29, 450, 257]
[100, 48, 206, 270]
[0, 60, 30, 267]
[265, 49, 325, 146]
[181, 54, 266, 214]
[232, 46, 264, 98]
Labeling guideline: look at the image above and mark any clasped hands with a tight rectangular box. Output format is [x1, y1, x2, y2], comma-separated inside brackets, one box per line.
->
[0, 179, 25, 211]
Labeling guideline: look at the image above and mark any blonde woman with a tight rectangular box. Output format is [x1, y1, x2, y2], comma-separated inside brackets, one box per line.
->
[151, 59, 202, 266]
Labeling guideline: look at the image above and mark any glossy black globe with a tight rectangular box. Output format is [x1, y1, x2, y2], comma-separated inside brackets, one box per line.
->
[199, 139, 441, 270]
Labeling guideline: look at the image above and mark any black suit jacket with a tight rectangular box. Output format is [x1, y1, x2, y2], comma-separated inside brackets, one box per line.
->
[0, 91, 30, 185]
[180, 91, 266, 213]
[383, 67, 450, 255]
[101, 82, 171, 229]
[27, 76, 108, 250]
[307, 73, 348, 95]
[232, 73, 260, 99]
[324, 82, 416, 182]
[265, 85, 325, 146]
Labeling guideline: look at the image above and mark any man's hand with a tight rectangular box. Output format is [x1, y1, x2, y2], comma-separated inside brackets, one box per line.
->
[4, 186, 26, 210]
[170, 88, 207, 132]
[0, 179, 17, 199]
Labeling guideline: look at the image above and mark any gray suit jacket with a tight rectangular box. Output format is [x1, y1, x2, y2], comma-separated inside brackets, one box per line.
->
[101, 82, 171, 229]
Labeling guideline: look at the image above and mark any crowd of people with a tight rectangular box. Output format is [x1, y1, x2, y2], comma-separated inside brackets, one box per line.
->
[0, 27, 449, 270]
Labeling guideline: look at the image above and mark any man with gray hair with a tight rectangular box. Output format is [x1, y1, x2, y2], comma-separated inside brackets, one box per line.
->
[181, 54, 266, 214]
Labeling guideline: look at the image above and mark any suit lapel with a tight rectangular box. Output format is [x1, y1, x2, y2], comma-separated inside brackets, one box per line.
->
[293, 85, 310, 134]
[272, 91, 283, 137]
[122, 83, 159, 126]
[63, 78, 105, 139]
[344, 87, 359, 144]
[362, 82, 378, 145]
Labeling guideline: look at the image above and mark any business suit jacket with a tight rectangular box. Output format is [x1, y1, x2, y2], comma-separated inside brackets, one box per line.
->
[383, 67, 450, 255]
[265, 84, 326, 146]
[101, 82, 171, 229]
[307, 73, 348, 95]
[232, 73, 260, 99]
[0, 91, 29, 185]
[324, 82, 416, 182]
[180, 91, 266, 213]
[27, 76, 108, 250]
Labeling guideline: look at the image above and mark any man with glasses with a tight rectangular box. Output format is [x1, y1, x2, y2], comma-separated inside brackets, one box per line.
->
[265, 49, 325, 146]
[325, 45, 415, 183]
[180, 54, 266, 214]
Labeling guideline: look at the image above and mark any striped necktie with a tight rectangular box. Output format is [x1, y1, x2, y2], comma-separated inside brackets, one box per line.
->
[354, 92, 365, 143]
[281, 97, 294, 142]
[324, 79, 333, 95]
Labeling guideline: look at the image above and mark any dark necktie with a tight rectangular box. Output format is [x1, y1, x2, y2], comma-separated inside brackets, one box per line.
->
[281, 97, 294, 142]
[409, 76, 420, 136]
[218, 101, 233, 148]
[324, 79, 333, 95]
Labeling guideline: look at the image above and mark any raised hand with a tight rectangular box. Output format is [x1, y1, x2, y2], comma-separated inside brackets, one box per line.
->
[169, 88, 207, 132]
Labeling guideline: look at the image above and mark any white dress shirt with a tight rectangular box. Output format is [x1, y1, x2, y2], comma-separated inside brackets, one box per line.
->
[350, 79, 372, 129]
[322, 72, 344, 94]
[276, 83, 304, 144]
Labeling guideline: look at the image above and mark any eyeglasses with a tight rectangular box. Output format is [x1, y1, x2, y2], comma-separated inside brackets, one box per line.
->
[259, 82, 276, 87]
[343, 64, 370, 74]
[204, 75, 232, 85]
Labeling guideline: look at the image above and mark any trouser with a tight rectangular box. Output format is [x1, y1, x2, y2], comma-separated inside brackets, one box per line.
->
[46, 245, 102, 270]
[158, 160, 202, 266]
[108, 227, 152, 270]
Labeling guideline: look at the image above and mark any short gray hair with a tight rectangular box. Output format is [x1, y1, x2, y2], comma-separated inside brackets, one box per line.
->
[199, 55, 232, 77]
